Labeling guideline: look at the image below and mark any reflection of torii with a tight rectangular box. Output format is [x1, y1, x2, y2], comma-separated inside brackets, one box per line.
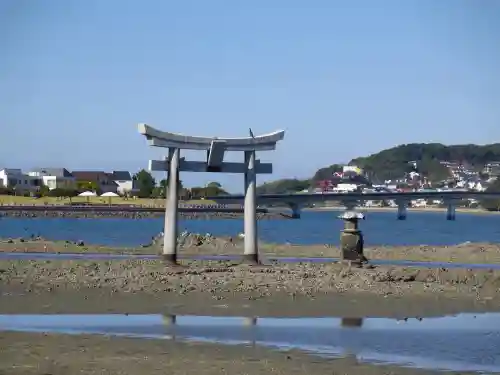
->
[163, 314, 177, 341]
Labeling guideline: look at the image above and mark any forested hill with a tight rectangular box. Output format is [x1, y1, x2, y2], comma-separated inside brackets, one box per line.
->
[350, 143, 500, 182]
[256, 143, 500, 194]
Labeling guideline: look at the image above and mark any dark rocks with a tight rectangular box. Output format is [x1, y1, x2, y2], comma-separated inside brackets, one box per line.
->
[148, 231, 244, 250]
[0, 209, 287, 220]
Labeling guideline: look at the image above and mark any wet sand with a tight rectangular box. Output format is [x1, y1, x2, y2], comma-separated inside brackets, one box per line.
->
[0, 331, 476, 375]
[3, 236, 500, 264]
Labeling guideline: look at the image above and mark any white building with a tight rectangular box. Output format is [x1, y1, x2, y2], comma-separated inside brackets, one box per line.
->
[28, 168, 76, 190]
[335, 183, 359, 193]
[0, 168, 40, 192]
[111, 171, 139, 196]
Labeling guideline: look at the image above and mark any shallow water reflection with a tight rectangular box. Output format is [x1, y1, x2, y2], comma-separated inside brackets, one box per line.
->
[0, 313, 499, 373]
[0, 251, 499, 270]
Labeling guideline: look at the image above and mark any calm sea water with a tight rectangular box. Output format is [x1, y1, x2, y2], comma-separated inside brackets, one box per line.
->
[1, 313, 499, 373]
[0, 211, 499, 247]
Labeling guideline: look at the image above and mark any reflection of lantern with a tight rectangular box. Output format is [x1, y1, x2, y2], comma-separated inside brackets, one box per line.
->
[162, 314, 177, 326]
[243, 317, 257, 327]
[341, 317, 364, 328]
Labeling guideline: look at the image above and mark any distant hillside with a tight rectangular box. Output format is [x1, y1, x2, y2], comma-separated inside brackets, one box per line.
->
[350, 143, 500, 182]
[256, 143, 500, 193]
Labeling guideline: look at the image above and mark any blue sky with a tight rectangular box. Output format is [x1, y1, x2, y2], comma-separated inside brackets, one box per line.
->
[1, 0, 499, 191]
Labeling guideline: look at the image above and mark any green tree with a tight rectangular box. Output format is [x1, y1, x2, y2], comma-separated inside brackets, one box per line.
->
[38, 186, 50, 197]
[311, 164, 343, 182]
[157, 178, 184, 198]
[77, 181, 100, 193]
[190, 186, 205, 199]
[150, 186, 163, 198]
[206, 181, 222, 188]
[133, 169, 156, 198]
[47, 188, 79, 198]
[256, 179, 311, 194]
[0, 187, 14, 196]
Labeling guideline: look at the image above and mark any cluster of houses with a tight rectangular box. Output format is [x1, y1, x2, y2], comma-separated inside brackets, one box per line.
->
[0, 168, 139, 196]
[312, 160, 500, 197]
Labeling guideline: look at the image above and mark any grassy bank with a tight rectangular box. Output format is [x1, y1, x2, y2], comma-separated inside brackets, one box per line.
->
[0, 195, 214, 206]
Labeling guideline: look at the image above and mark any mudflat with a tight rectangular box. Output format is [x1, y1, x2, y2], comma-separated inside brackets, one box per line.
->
[1, 238, 499, 374]
[2, 236, 500, 263]
[0, 331, 478, 375]
[1, 258, 499, 317]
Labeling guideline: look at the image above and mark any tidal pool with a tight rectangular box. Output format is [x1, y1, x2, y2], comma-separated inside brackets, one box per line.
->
[0, 313, 499, 373]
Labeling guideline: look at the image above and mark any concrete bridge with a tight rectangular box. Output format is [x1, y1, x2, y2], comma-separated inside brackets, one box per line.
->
[206, 191, 500, 220]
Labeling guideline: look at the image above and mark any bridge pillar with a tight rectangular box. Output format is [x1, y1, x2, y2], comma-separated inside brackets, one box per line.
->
[162, 314, 177, 326]
[289, 202, 301, 219]
[339, 211, 366, 264]
[396, 200, 407, 220]
[243, 150, 259, 264]
[163, 148, 180, 265]
[342, 200, 358, 211]
[446, 200, 456, 221]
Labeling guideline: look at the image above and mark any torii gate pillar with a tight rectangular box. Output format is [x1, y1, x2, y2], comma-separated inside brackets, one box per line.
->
[139, 124, 285, 266]
[244, 150, 258, 263]
[163, 147, 180, 263]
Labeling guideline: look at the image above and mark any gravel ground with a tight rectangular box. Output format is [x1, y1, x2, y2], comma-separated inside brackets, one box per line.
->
[1, 258, 499, 317]
[0, 332, 478, 375]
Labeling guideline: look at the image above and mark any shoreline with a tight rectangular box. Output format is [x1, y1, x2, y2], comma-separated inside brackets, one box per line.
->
[307, 205, 500, 215]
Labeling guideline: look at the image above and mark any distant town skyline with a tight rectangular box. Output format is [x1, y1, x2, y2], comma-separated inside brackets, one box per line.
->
[2, 0, 499, 191]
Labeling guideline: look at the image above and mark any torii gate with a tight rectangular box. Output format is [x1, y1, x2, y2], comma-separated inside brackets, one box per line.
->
[138, 123, 285, 265]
